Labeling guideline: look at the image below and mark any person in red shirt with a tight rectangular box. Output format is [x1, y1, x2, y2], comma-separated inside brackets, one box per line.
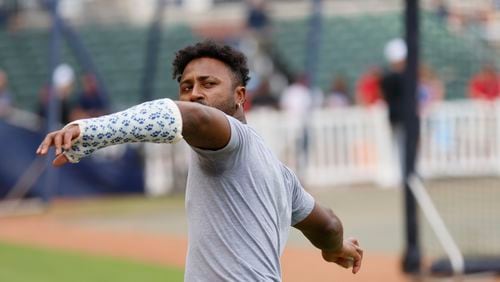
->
[355, 66, 382, 107]
[468, 64, 500, 101]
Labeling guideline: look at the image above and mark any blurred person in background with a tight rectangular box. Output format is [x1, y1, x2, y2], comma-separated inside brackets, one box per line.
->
[280, 74, 313, 171]
[418, 64, 444, 115]
[468, 63, 500, 101]
[245, 0, 270, 39]
[280, 74, 312, 116]
[432, 0, 449, 23]
[418, 65, 453, 161]
[54, 63, 75, 124]
[37, 83, 50, 121]
[0, 69, 12, 116]
[70, 73, 108, 120]
[37, 41, 363, 281]
[0, 0, 8, 27]
[380, 38, 407, 184]
[0, 0, 20, 33]
[249, 78, 279, 111]
[324, 74, 351, 108]
[381, 38, 406, 131]
[38, 64, 75, 124]
[355, 66, 382, 107]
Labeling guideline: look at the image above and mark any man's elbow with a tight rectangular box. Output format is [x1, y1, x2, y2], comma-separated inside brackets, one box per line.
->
[304, 207, 344, 251]
[323, 209, 343, 236]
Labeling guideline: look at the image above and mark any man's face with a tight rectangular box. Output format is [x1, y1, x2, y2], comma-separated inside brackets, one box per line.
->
[178, 57, 239, 116]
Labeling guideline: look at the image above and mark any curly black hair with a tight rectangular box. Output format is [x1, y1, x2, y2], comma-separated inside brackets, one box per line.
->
[172, 40, 250, 87]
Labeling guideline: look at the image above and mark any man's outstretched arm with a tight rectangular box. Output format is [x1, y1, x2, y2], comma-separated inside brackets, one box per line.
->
[294, 203, 363, 274]
[36, 98, 231, 166]
[174, 101, 230, 150]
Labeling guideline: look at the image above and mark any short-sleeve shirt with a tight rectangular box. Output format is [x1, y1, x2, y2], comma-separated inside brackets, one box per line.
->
[184, 115, 315, 282]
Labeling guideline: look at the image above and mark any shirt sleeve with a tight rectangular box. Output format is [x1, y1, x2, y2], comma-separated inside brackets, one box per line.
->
[283, 166, 315, 226]
[190, 115, 246, 172]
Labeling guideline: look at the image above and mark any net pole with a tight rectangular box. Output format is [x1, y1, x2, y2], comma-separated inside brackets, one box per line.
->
[408, 175, 465, 275]
[0, 158, 48, 215]
[4, 158, 47, 202]
[402, 0, 421, 273]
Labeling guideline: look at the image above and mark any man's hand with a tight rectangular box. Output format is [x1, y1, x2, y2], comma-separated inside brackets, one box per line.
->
[36, 124, 80, 167]
[322, 238, 363, 274]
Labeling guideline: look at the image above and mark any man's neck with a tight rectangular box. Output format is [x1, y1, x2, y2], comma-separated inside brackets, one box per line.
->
[233, 109, 247, 124]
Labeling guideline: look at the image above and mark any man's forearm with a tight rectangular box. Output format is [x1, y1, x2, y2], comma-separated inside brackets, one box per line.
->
[302, 215, 344, 252]
[63, 98, 183, 163]
[297, 206, 344, 252]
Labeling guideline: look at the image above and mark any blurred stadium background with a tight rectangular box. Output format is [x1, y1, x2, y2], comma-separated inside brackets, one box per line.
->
[0, 0, 499, 281]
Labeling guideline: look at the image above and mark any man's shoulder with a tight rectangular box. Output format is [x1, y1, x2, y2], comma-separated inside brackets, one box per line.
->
[226, 115, 258, 136]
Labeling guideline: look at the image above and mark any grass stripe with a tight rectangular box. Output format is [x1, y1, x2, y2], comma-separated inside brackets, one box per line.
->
[0, 241, 183, 282]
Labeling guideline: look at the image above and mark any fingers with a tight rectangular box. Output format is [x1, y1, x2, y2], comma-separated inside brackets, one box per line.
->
[342, 238, 363, 274]
[36, 127, 77, 167]
[36, 127, 78, 156]
[326, 239, 363, 274]
[352, 256, 361, 273]
[54, 133, 63, 155]
[352, 244, 363, 274]
[37, 132, 57, 155]
[348, 237, 359, 246]
[63, 131, 73, 150]
[336, 254, 362, 274]
[334, 257, 354, 269]
[53, 154, 69, 167]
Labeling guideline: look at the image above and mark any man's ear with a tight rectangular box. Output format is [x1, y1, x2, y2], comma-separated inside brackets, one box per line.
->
[235, 86, 246, 105]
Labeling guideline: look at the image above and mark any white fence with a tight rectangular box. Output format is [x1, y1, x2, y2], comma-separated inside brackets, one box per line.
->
[247, 106, 396, 188]
[145, 100, 500, 194]
[419, 100, 500, 178]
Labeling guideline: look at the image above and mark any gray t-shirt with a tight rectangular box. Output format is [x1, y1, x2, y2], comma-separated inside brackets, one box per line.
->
[184, 115, 315, 282]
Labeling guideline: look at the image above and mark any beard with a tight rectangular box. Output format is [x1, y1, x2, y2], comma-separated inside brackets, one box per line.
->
[204, 98, 237, 116]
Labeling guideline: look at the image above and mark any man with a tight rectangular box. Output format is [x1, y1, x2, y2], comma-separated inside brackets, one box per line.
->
[37, 41, 362, 281]
[380, 38, 407, 185]
[381, 38, 407, 130]
[70, 73, 108, 120]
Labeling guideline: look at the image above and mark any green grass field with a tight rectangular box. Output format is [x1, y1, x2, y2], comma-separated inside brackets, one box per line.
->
[0, 241, 184, 282]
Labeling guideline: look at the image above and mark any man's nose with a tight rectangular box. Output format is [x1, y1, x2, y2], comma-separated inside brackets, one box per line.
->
[189, 85, 204, 102]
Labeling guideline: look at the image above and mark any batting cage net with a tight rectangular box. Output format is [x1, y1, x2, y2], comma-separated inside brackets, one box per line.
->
[271, 1, 500, 276]
[414, 1, 500, 276]
[417, 177, 500, 275]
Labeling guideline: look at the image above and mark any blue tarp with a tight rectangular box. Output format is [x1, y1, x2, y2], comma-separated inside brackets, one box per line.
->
[0, 119, 144, 198]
